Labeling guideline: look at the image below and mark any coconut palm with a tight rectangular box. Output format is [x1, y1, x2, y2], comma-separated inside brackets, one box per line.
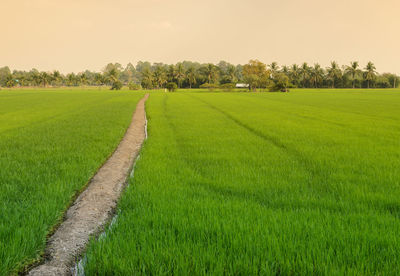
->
[141, 67, 154, 89]
[94, 73, 105, 86]
[310, 64, 324, 88]
[79, 73, 88, 86]
[39, 72, 52, 87]
[364, 61, 377, 89]
[153, 66, 168, 88]
[227, 65, 237, 83]
[300, 62, 310, 88]
[326, 61, 342, 88]
[290, 64, 300, 87]
[186, 66, 197, 88]
[105, 68, 119, 85]
[281, 65, 289, 75]
[268, 62, 279, 79]
[345, 61, 361, 89]
[175, 63, 185, 88]
[52, 71, 63, 86]
[167, 64, 176, 83]
[202, 63, 219, 84]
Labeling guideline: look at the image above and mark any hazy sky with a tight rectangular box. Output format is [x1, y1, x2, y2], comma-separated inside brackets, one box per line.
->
[1, 0, 399, 73]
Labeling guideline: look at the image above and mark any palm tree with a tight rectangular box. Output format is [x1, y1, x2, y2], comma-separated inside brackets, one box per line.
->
[39, 72, 52, 87]
[268, 62, 279, 79]
[300, 62, 310, 88]
[186, 66, 197, 88]
[141, 67, 154, 89]
[290, 64, 300, 87]
[153, 66, 167, 88]
[175, 63, 185, 88]
[66, 73, 77, 86]
[364, 61, 377, 89]
[52, 71, 63, 86]
[94, 73, 105, 86]
[281, 65, 289, 75]
[167, 65, 176, 83]
[326, 61, 342, 88]
[345, 61, 361, 88]
[227, 65, 237, 83]
[202, 63, 219, 84]
[310, 64, 324, 88]
[105, 68, 119, 86]
[79, 73, 88, 86]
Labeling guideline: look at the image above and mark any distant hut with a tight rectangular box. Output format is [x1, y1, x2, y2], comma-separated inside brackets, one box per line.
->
[235, 83, 249, 89]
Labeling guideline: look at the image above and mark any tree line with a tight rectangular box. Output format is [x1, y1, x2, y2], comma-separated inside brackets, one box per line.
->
[0, 60, 398, 90]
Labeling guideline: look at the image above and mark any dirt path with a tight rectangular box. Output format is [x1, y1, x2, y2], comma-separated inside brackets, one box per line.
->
[29, 94, 149, 276]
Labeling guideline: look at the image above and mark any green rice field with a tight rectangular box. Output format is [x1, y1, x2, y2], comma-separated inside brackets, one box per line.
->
[0, 89, 143, 274]
[84, 90, 400, 275]
[1, 89, 400, 275]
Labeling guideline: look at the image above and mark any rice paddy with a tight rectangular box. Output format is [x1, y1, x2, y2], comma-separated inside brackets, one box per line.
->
[83, 90, 400, 275]
[1, 89, 400, 275]
[0, 89, 143, 275]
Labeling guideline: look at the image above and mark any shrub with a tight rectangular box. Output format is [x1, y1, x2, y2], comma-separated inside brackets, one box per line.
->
[110, 80, 123, 90]
[269, 73, 289, 92]
[166, 82, 178, 92]
[220, 83, 235, 92]
[199, 83, 219, 91]
[128, 82, 141, 90]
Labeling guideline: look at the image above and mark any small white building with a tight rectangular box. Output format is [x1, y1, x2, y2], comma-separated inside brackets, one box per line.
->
[235, 83, 249, 88]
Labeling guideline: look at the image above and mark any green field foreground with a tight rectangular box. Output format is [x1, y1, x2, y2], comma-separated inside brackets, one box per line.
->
[0, 89, 144, 274]
[83, 90, 400, 275]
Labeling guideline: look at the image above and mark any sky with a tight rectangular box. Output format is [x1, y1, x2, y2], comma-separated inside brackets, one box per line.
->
[1, 0, 399, 74]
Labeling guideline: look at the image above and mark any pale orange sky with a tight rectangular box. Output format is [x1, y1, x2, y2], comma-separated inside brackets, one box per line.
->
[1, 0, 399, 74]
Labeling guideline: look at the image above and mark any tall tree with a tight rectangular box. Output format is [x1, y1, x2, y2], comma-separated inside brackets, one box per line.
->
[175, 63, 185, 88]
[268, 62, 279, 79]
[281, 65, 290, 76]
[310, 64, 324, 88]
[0, 66, 11, 87]
[94, 73, 105, 86]
[5, 74, 17, 87]
[300, 62, 310, 88]
[364, 61, 377, 89]
[141, 67, 154, 89]
[121, 63, 137, 84]
[226, 65, 237, 83]
[105, 68, 119, 85]
[167, 65, 176, 83]
[153, 65, 168, 88]
[326, 61, 342, 88]
[201, 63, 219, 84]
[290, 64, 300, 87]
[79, 73, 88, 86]
[52, 71, 63, 86]
[243, 60, 270, 91]
[345, 61, 361, 88]
[186, 66, 197, 88]
[39, 72, 52, 87]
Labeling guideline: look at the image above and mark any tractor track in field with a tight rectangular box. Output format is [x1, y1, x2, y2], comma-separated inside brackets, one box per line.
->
[28, 93, 149, 276]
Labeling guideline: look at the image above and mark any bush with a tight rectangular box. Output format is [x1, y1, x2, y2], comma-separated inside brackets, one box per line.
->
[220, 83, 235, 92]
[110, 80, 123, 90]
[199, 83, 219, 91]
[269, 73, 289, 92]
[128, 81, 141, 90]
[166, 82, 178, 92]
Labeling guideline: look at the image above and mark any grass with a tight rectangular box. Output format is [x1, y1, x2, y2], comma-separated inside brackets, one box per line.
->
[83, 90, 400, 275]
[0, 89, 144, 275]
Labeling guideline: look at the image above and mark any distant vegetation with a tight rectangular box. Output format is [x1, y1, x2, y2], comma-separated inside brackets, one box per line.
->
[0, 60, 399, 90]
